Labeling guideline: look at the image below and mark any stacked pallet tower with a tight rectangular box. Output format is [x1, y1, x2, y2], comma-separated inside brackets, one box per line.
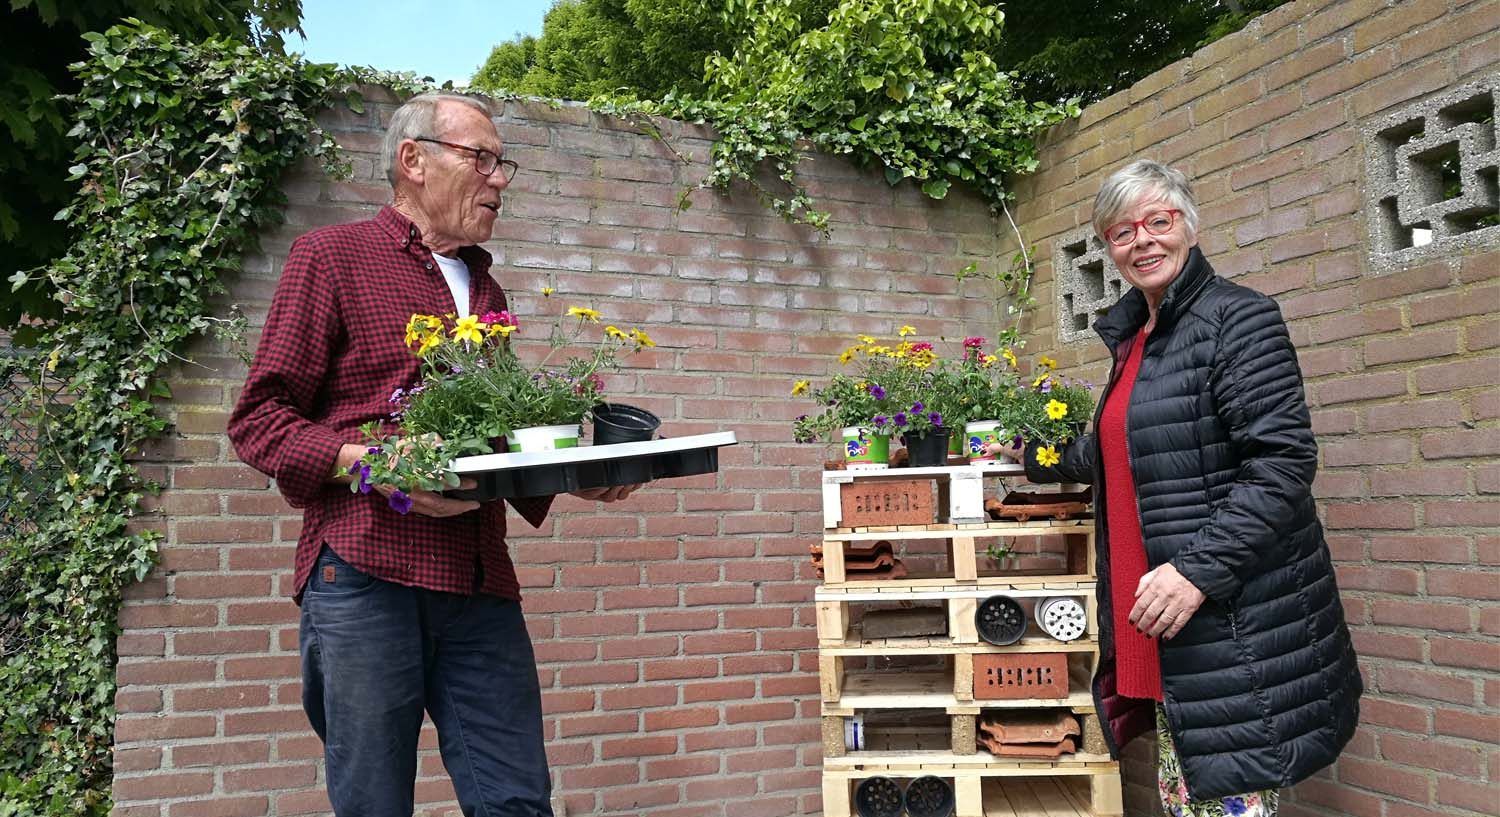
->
[816, 462, 1123, 817]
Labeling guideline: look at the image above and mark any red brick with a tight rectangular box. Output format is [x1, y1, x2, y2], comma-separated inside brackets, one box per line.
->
[1382, 732, 1484, 776]
[1316, 372, 1409, 406]
[1371, 533, 1473, 564]
[1435, 707, 1500, 742]
[1364, 328, 1461, 366]
[1360, 696, 1431, 733]
[1379, 665, 1480, 705]
[1421, 428, 1500, 459]
[1335, 564, 1420, 593]
[1412, 285, 1500, 326]
[1425, 500, 1500, 527]
[1369, 467, 1470, 496]
[1325, 501, 1416, 530]
[1334, 756, 1430, 802]
[1431, 636, 1500, 671]
[1322, 437, 1411, 466]
[1366, 399, 1464, 432]
[1373, 596, 1475, 631]
[1435, 776, 1499, 813]
[1428, 569, 1500, 600]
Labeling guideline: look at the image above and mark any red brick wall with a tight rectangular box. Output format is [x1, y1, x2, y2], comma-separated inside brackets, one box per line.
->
[1005, 0, 1499, 815]
[110, 92, 1002, 815]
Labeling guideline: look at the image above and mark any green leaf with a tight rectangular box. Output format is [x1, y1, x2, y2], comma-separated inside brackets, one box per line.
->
[921, 178, 950, 199]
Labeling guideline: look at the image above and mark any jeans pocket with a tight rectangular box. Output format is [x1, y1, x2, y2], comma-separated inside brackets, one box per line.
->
[307, 545, 377, 595]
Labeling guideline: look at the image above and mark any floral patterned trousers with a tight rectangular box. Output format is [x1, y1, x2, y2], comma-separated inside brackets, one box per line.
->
[1157, 708, 1279, 817]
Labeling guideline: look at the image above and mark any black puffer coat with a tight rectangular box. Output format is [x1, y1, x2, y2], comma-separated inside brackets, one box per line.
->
[1028, 246, 1361, 799]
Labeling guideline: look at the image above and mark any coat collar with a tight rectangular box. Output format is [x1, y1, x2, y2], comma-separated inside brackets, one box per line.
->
[1093, 245, 1215, 350]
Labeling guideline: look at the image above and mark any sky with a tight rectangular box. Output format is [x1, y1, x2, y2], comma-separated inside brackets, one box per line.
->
[292, 0, 555, 86]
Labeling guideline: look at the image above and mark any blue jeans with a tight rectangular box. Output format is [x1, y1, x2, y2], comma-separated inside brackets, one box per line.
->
[300, 545, 551, 817]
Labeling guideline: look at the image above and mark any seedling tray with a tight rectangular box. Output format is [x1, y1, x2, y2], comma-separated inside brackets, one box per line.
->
[448, 431, 737, 500]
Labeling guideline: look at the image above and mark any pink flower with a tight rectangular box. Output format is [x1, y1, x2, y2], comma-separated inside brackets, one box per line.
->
[910, 341, 933, 352]
[480, 309, 517, 327]
[962, 336, 985, 349]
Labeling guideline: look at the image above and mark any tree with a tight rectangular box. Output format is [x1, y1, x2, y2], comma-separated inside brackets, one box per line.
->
[0, 0, 303, 340]
[994, 0, 1292, 104]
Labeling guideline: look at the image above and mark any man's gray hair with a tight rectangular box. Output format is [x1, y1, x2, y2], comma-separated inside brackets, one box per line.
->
[381, 92, 494, 187]
[1092, 159, 1199, 240]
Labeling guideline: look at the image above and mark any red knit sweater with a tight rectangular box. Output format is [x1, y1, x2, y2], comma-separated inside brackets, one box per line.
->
[1100, 327, 1163, 701]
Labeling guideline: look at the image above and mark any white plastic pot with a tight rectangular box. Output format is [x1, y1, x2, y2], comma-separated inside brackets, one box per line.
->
[1035, 596, 1087, 642]
[506, 423, 582, 453]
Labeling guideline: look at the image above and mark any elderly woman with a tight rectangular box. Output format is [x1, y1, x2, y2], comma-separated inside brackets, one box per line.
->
[1025, 160, 1362, 815]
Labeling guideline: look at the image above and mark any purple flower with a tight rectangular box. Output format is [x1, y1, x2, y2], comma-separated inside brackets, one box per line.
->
[1012, 434, 1024, 449]
[367, 446, 381, 455]
[911, 401, 924, 413]
[388, 489, 414, 515]
[894, 411, 908, 426]
[796, 414, 807, 421]
[1040, 380, 1053, 393]
[928, 411, 942, 426]
[867, 383, 886, 400]
[872, 414, 888, 426]
[389, 388, 405, 403]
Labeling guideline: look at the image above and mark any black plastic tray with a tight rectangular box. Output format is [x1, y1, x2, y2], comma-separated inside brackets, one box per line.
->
[447, 432, 736, 500]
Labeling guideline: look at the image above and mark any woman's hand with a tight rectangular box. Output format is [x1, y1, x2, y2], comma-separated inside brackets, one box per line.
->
[1129, 562, 1206, 640]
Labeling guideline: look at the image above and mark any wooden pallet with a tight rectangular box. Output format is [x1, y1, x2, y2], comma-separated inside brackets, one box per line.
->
[821, 706, 1109, 759]
[818, 523, 1095, 585]
[821, 659, 1097, 712]
[822, 771, 1123, 817]
[815, 578, 1098, 647]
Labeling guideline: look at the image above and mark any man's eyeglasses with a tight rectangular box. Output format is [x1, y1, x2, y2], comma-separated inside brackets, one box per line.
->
[414, 137, 519, 181]
[1104, 209, 1182, 246]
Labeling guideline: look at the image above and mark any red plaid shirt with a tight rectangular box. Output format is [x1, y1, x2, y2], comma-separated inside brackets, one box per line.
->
[229, 206, 551, 603]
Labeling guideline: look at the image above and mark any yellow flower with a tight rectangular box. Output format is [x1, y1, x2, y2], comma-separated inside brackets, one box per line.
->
[629, 328, 656, 348]
[541, 287, 555, 296]
[416, 333, 442, 357]
[1002, 347, 1018, 368]
[792, 379, 810, 396]
[909, 350, 937, 369]
[605, 325, 628, 340]
[1046, 399, 1069, 420]
[858, 334, 877, 345]
[451, 315, 485, 345]
[867, 344, 893, 356]
[1036, 444, 1061, 468]
[838, 347, 859, 365]
[1033, 372, 1050, 389]
[1039, 355, 1058, 370]
[493, 324, 518, 337]
[567, 306, 602, 323]
[982, 353, 998, 367]
[898, 325, 917, 337]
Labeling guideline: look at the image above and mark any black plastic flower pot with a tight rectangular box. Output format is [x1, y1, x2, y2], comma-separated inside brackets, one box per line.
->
[903, 775, 956, 817]
[593, 403, 661, 445]
[902, 429, 951, 467]
[853, 776, 904, 817]
[976, 594, 1028, 646]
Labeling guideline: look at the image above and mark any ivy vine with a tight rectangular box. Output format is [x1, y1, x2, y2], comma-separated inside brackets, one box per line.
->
[0, 22, 348, 815]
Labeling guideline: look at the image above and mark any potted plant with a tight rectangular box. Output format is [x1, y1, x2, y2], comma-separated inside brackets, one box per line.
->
[350, 302, 654, 510]
[1011, 358, 1095, 471]
[792, 371, 900, 469]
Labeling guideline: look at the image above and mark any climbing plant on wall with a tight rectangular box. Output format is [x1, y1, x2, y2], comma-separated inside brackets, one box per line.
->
[0, 22, 347, 814]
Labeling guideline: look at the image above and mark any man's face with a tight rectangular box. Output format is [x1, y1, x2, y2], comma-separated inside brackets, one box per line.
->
[412, 101, 509, 249]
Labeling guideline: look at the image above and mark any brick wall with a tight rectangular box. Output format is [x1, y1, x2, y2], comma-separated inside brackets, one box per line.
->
[1004, 0, 1499, 815]
[110, 92, 1003, 815]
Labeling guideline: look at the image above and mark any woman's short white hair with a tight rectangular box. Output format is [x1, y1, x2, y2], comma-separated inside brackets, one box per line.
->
[1092, 159, 1199, 240]
[381, 92, 494, 186]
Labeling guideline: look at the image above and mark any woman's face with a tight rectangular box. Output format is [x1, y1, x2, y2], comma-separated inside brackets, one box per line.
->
[1103, 195, 1195, 306]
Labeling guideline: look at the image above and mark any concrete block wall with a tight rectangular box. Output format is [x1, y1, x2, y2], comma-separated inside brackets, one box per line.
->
[109, 90, 1004, 815]
[1004, 0, 1499, 815]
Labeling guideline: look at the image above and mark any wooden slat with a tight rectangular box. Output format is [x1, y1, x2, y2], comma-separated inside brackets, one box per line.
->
[818, 576, 1096, 597]
[822, 751, 1115, 770]
[834, 671, 1095, 712]
[826, 522, 1095, 542]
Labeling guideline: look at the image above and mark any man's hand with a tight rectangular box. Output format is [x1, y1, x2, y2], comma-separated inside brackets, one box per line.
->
[570, 484, 641, 502]
[1129, 562, 1206, 640]
[374, 481, 480, 517]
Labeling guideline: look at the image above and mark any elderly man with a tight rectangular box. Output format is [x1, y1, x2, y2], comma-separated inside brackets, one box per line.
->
[229, 92, 626, 816]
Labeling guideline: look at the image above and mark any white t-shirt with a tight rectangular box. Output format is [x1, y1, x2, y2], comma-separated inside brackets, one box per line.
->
[432, 252, 471, 317]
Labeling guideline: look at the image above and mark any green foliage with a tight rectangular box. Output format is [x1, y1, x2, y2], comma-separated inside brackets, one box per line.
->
[594, 0, 1077, 231]
[995, 0, 1293, 104]
[0, 0, 304, 338]
[471, 0, 739, 99]
[0, 22, 345, 814]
